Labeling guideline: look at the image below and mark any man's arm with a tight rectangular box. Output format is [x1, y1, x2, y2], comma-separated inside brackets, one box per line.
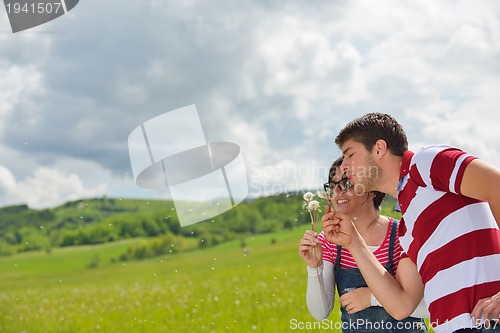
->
[346, 234, 424, 320]
[460, 159, 500, 228]
[322, 211, 424, 320]
[460, 159, 500, 326]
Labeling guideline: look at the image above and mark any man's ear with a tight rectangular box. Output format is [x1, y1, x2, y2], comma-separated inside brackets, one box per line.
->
[374, 139, 388, 158]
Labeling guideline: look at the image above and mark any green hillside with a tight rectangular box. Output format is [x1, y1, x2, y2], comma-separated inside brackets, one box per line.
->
[0, 227, 342, 332]
[0, 194, 400, 257]
[0, 194, 308, 256]
[0, 194, 403, 332]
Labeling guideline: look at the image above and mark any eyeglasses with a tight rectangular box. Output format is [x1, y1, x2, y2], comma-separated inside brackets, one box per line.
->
[323, 176, 353, 193]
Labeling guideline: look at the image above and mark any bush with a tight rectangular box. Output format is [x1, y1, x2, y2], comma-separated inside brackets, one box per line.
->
[87, 254, 100, 268]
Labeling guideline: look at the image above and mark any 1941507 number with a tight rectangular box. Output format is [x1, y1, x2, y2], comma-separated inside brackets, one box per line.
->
[5, 2, 63, 14]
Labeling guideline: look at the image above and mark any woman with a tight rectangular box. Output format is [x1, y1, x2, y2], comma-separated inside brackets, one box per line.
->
[299, 157, 428, 332]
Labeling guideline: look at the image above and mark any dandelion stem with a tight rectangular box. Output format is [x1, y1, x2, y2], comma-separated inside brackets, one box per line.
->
[308, 209, 315, 232]
[303, 191, 329, 314]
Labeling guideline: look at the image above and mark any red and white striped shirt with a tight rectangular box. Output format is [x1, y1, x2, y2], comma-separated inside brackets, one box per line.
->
[397, 145, 500, 333]
[318, 218, 402, 275]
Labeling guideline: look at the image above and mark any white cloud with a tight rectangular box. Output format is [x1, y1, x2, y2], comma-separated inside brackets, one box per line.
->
[254, 16, 370, 111]
[1, 0, 500, 208]
[0, 63, 43, 122]
[0, 166, 17, 193]
[248, 158, 328, 197]
[407, 84, 500, 167]
[0, 165, 107, 209]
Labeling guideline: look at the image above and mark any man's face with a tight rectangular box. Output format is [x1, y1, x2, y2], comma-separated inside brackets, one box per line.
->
[340, 139, 383, 193]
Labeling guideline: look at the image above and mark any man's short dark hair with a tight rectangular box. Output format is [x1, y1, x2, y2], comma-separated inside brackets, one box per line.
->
[335, 113, 408, 157]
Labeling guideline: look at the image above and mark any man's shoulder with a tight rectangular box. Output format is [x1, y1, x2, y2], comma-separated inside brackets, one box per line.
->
[414, 144, 458, 156]
[411, 144, 463, 166]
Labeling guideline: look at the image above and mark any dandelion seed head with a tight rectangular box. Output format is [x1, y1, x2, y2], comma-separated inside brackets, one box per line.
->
[303, 192, 314, 202]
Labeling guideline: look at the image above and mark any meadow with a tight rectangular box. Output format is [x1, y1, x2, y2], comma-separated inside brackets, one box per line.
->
[0, 226, 342, 333]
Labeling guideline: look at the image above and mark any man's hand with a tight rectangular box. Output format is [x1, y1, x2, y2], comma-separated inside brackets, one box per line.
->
[472, 291, 500, 328]
[321, 205, 357, 248]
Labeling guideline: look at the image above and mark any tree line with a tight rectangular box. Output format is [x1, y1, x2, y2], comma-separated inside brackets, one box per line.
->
[0, 194, 310, 256]
[0, 194, 399, 257]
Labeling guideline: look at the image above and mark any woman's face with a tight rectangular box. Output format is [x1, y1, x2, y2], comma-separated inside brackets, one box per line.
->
[329, 167, 372, 215]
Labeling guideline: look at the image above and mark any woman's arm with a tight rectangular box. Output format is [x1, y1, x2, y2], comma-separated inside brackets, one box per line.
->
[306, 261, 335, 321]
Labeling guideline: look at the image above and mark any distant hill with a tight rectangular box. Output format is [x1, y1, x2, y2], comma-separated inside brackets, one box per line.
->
[0, 193, 400, 256]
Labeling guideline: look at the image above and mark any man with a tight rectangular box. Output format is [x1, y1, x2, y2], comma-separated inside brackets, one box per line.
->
[322, 113, 500, 333]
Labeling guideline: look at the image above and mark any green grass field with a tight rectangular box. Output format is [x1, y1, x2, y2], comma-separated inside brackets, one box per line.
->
[0, 227, 343, 333]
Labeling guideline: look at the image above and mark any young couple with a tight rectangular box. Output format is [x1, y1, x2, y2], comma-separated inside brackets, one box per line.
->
[300, 113, 500, 333]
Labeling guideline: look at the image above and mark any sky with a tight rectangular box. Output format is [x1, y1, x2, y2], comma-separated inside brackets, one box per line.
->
[1, 0, 500, 209]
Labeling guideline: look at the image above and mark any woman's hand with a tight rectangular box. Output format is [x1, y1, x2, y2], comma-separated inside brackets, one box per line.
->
[339, 287, 372, 314]
[299, 230, 322, 268]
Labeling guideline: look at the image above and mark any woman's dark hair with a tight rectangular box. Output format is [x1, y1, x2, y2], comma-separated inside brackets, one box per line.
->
[335, 113, 408, 157]
[328, 157, 386, 210]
